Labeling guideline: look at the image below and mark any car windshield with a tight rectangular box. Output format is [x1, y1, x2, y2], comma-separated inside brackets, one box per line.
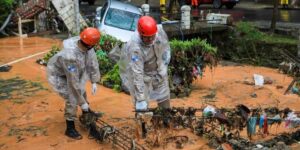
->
[104, 8, 140, 31]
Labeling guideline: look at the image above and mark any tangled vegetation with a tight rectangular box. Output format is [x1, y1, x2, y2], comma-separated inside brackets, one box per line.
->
[169, 39, 217, 97]
[220, 22, 298, 67]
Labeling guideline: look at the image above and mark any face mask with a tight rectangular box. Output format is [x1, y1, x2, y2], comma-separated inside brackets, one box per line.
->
[80, 40, 95, 51]
[141, 35, 156, 46]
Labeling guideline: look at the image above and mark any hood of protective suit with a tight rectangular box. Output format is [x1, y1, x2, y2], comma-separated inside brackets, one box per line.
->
[63, 36, 81, 51]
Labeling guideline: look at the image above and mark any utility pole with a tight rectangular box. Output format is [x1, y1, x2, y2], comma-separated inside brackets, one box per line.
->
[74, 0, 80, 34]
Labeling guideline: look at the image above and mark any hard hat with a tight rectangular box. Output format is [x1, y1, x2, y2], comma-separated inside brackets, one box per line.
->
[137, 16, 157, 37]
[80, 27, 101, 46]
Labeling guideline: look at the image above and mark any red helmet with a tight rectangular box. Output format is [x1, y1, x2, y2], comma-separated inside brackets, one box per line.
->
[137, 16, 157, 37]
[80, 27, 101, 46]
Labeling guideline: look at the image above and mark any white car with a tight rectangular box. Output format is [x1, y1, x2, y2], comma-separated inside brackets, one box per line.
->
[95, 0, 142, 42]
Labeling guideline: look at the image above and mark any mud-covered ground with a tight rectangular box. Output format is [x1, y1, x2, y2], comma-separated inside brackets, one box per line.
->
[1, 37, 300, 150]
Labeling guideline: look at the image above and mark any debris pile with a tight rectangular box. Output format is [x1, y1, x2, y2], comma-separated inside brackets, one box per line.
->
[134, 105, 300, 149]
[79, 111, 145, 150]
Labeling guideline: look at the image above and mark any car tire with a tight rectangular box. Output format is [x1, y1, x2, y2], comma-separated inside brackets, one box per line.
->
[88, 0, 95, 5]
[213, 0, 222, 9]
[225, 3, 235, 9]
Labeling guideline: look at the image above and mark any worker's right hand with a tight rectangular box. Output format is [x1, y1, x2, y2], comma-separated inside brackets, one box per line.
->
[135, 100, 148, 111]
[81, 103, 89, 112]
[91, 83, 97, 95]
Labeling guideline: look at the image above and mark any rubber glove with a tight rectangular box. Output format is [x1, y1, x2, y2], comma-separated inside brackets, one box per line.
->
[92, 83, 97, 95]
[135, 100, 148, 111]
[81, 103, 89, 112]
[162, 50, 171, 65]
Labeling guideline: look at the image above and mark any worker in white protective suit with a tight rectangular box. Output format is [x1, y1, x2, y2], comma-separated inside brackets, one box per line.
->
[119, 16, 171, 111]
[47, 27, 101, 140]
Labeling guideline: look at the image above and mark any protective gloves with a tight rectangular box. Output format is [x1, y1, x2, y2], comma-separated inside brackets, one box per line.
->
[135, 100, 148, 111]
[162, 50, 171, 65]
[92, 83, 97, 95]
[81, 103, 89, 112]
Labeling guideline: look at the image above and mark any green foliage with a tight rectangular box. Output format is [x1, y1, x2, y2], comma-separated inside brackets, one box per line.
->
[96, 50, 114, 75]
[95, 33, 122, 78]
[169, 38, 217, 97]
[44, 45, 60, 62]
[101, 64, 122, 92]
[235, 22, 298, 45]
[36, 45, 60, 66]
[0, 0, 14, 25]
[96, 33, 122, 52]
[235, 22, 264, 41]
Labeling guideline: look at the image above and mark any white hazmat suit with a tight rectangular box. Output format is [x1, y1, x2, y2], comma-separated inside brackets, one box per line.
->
[119, 26, 171, 106]
[47, 36, 100, 120]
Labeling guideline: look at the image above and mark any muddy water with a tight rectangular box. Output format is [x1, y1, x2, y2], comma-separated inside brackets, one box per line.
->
[0, 37, 60, 64]
[1, 37, 300, 150]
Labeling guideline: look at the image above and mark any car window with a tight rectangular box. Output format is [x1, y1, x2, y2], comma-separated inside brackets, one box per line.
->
[104, 8, 140, 31]
[100, 2, 108, 22]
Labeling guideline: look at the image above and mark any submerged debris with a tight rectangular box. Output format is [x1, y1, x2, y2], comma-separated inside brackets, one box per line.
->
[7, 125, 48, 140]
[0, 77, 46, 101]
[0, 65, 12, 72]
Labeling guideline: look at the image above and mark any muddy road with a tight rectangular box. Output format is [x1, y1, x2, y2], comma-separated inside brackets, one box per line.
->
[1, 37, 300, 149]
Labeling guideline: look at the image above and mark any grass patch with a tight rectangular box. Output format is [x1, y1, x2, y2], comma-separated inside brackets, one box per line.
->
[219, 22, 298, 67]
[236, 22, 298, 45]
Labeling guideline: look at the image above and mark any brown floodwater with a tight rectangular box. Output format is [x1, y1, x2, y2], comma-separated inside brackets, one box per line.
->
[0, 37, 300, 150]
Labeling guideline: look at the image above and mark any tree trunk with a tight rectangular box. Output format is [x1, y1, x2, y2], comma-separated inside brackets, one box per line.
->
[270, 0, 279, 32]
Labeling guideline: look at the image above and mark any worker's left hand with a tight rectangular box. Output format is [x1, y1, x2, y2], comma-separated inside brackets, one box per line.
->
[162, 50, 171, 65]
[92, 83, 97, 95]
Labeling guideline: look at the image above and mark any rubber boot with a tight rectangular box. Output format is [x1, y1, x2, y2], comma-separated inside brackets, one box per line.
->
[65, 120, 82, 140]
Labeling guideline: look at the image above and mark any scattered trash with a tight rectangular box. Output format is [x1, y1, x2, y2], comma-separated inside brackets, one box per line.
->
[250, 93, 257, 98]
[202, 89, 216, 100]
[278, 61, 295, 74]
[253, 74, 264, 86]
[165, 136, 189, 149]
[274, 142, 290, 150]
[222, 143, 233, 150]
[203, 105, 216, 117]
[50, 143, 58, 147]
[276, 85, 284, 89]
[264, 77, 274, 84]
[36, 59, 47, 66]
[256, 144, 263, 148]
[0, 65, 12, 72]
[243, 77, 255, 85]
[7, 126, 48, 139]
[292, 87, 299, 94]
